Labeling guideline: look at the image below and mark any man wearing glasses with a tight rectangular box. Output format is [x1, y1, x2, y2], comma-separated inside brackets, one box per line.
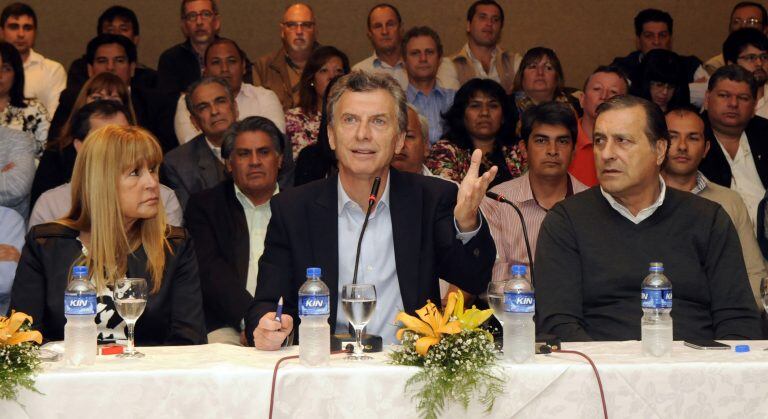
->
[704, 2, 767, 75]
[157, 0, 222, 97]
[253, 3, 318, 110]
[723, 28, 768, 119]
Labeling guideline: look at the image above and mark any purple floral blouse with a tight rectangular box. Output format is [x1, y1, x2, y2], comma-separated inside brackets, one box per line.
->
[285, 107, 321, 160]
[426, 139, 527, 184]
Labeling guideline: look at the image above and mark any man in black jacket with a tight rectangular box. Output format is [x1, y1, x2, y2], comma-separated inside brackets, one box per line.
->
[700, 65, 768, 227]
[185, 116, 283, 345]
[246, 71, 497, 349]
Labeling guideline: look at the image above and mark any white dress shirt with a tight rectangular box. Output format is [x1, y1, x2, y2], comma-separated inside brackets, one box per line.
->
[600, 176, 667, 224]
[174, 83, 286, 143]
[756, 83, 768, 120]
[334, 172, 480, 344]
[234, 184, 278, 297]
[715, 131, 766, 227]
[23, 49, 66, 117]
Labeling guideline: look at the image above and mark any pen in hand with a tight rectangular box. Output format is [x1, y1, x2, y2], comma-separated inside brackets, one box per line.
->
[274, 296, 284, 323]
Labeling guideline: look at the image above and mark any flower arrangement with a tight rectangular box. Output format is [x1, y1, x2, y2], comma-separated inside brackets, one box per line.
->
[0, 311, 42, 401]
[390, 292, 504, 419]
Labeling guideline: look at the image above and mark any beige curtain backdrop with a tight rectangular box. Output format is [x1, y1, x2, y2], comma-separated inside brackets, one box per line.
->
[19, 0, 736, 87]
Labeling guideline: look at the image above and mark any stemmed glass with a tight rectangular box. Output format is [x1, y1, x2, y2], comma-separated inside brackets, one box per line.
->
[487, 281, 507, 326]
[113, 277, 148, 358]
[341, 284, 377, 360]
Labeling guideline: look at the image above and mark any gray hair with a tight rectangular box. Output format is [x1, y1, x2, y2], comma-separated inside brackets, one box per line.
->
[406, 103, 430, 143]
[326, 71, 408, 134]
[184, 76, 234, 115]
[221, 116, 285, 160]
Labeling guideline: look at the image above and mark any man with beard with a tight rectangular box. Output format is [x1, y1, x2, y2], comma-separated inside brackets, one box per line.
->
[723, 28, 768, 118]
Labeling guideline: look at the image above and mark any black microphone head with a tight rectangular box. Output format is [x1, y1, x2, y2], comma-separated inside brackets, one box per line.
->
[368, 176, 382, 207]
[486, 191, 502, 201]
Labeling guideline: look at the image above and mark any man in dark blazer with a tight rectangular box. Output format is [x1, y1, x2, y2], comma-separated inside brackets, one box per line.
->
[700, 65, 768, 224]
[246, 71, 497, 349]
[185, 116, 284, 345]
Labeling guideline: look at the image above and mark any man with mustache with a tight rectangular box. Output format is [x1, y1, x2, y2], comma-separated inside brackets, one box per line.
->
[723, 28, 768, 119]
[185, 116, 284, 346]
[481, 102, 587, 281]
[403, 26, 455, 145]
[661, 105, 767, 308]
[536, 95, 761, 342]
[253, 3, 318, 110]
[700, 65, 768, 228]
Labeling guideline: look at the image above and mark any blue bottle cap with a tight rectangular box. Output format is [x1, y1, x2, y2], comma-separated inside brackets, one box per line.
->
[735, 344, 750, 353]
[649, 262, 664, 272]
[306, 267, 322, 277]
[72, 265, 88, 276]
[510, 265, 527, 276]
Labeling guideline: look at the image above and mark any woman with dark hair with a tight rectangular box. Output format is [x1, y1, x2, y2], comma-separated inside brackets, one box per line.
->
[0, 42, 50, 157]
[635, 49, 690, 112]
[426, 78, 526, 187]
[293, 76, 341, 186]
[285, 46, 349, 160]
[509, 47, 581, 128]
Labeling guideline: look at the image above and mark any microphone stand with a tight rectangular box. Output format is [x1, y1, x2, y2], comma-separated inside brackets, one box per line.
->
[485, 191, 535, 285]
[352, 176, 381, 285]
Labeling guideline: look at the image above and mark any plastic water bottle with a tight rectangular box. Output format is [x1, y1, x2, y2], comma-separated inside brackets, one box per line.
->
[641, 262, 673, 357]
[64, 266, 97, 366]
[503, 265, 535, 363]
[298, 267, 330, 366]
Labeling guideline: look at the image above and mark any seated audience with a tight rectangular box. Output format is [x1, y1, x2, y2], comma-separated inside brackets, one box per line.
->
[481, 102, 588, 281]
[185, 116, 283, 345]
[174, 37, 285, 143]
[704, 2, 767, 75]
[1, 3, 65, 115]
[611, 8, 708, 105]
[352, 4, 407, 89]
[31, 73, 136, 207]
[67, 5, 157, 90]
[293, 76, 341, 186]
[392, 104, 432, 175]
[635, 49, 691, 112]
[162, 77, 237, 208]
[51, 34, 177, 153]
[0, 41, 49, 157]
[29, 101, 182, 228]
[157, 0, 221, 98]
[442, 0, 521, 93]
[700, 65, 768, 227]
[723, 28, 768, 119]
[12, 125, 206, 345]
[253, 3, 318, 110]
[536, 95, 762, 342]
[662, 105, 767, 308]
[403, 26, 455, 145]
[0, 126, 34, 219]
[285, 46, 348, 159]
[509, 47, 581, 129]
[427, 78, 525, 187]
[0, 206, 24, 315]
[569, 65, 629, 187]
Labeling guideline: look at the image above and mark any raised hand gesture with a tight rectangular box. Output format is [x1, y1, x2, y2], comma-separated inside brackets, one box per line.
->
[454, 149, 497, 232]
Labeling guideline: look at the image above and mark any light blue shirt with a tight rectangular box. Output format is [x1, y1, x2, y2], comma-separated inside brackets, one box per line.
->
[0, 206, 25, 315]
[406, 84, 455, 145]
[334, 172, 481, 344]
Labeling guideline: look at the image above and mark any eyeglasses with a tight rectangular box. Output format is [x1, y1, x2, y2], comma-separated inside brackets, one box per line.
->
[738, 53, 768, 63]
[184, 10, 216, 22]
[732, 17, 763, 28]
[282, 21, 315, 31]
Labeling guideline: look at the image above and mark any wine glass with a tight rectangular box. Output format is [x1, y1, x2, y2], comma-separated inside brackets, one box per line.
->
[341, 284, 377, 360]
[113, 277, 148, 358]
[487, 281, 507, 326]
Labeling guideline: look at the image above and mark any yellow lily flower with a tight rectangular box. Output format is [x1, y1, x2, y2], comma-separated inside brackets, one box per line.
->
[395, 296, 461, 356]
[452, 291, 494, 330]
[0, 311, 43, 346]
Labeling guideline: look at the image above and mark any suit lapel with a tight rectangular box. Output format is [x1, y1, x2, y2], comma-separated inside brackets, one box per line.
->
[195, 137, 225, 189]
[745, 120, 768, 187]
[224, 181, 250, 288]
[309, 176, 340, 327]
[389, 170, 422, 313]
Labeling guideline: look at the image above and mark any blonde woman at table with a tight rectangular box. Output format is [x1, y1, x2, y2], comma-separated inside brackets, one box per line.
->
[11, 125, 207, 345]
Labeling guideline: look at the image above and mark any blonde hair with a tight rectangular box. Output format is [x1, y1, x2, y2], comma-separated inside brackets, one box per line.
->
[59, 125, 169, 294]
[55, 72, 137, 150]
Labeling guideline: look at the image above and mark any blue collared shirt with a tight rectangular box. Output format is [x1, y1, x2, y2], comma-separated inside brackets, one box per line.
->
[335, 172, 481, 344]
[406, 84, 456, 145]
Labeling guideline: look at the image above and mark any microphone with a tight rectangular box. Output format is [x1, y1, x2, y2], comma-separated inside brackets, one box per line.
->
[352, 176, 381, 285]
[485, 191, 535, 285]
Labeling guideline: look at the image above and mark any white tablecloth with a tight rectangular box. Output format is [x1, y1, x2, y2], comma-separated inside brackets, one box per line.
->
[5, 341, 768, 418]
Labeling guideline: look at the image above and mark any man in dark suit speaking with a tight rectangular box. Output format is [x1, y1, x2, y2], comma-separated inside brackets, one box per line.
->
[246, 71, 497, 349]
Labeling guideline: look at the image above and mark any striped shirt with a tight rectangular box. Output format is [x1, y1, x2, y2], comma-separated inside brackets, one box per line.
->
[480, 172, 588, 281]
